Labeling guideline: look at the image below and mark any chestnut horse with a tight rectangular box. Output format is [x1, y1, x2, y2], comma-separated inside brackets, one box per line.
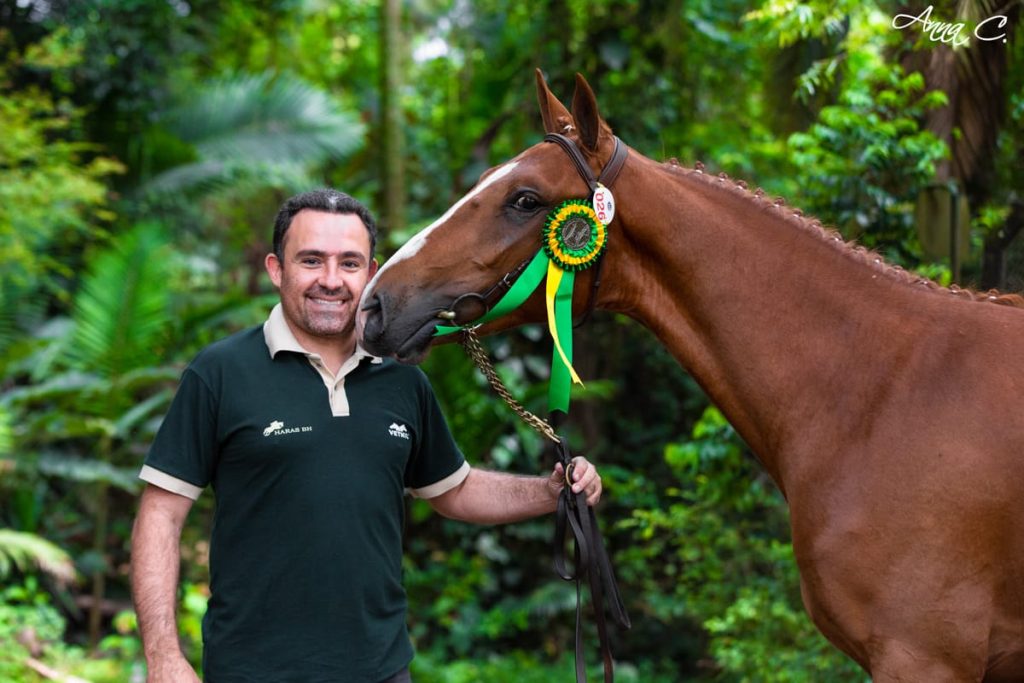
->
[359, 71, 1024, 681]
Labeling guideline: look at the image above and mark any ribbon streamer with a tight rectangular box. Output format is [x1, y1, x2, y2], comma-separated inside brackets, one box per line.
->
[435, 249, 585, 414]
[546, 261, 583, 413]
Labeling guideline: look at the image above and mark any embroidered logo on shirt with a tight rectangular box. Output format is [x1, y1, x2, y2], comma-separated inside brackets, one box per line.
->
[388, 422, 410, 440]
[263, 420, 312, 437]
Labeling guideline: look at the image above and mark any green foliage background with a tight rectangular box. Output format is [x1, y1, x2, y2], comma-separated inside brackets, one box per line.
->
[1, 0, 1021, 680]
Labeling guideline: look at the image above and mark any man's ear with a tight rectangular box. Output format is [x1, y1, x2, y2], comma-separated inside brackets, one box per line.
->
[369, 258, 379, 278]
[265, 253, 283, 289]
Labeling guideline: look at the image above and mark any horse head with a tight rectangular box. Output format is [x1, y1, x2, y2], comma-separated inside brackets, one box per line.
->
[360, 70, 624, 363]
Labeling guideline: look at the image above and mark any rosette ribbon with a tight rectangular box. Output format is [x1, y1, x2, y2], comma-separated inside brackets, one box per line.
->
[435, 199, 607, 413]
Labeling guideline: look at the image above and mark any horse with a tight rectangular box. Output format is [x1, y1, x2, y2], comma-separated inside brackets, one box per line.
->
[359, 70, 1024, 681]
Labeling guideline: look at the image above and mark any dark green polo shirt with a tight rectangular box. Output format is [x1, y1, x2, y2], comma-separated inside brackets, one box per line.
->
[141, 309, 467, 682]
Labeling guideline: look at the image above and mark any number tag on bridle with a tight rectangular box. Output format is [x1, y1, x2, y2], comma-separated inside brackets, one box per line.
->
[592, 183, 615, 226]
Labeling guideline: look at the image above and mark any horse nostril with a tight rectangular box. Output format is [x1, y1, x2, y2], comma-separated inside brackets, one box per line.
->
[361, 294, 382, 313]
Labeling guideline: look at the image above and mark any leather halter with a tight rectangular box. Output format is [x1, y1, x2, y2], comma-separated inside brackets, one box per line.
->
[437, 135, 628, 326]
[437, 256, 533, 325]
[544, 133, 628, 194]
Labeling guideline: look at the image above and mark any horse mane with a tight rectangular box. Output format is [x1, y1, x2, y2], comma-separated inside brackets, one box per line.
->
[660, 158, 1024, 309]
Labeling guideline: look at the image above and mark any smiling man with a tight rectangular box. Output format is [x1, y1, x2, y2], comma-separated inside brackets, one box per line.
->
[129, 188, 603, 683]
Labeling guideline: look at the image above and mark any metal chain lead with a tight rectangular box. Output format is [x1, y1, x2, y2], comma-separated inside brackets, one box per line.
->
[460, 327, 560, 444]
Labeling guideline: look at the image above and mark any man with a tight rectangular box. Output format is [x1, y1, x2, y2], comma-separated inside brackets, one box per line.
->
[130, 189, 602, 683]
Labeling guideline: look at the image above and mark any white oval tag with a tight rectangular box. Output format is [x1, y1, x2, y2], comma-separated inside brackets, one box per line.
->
[592, 184, 615, 226]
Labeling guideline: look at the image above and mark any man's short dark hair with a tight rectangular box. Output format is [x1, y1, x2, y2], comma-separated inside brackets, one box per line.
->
[272, 188, 378, 260]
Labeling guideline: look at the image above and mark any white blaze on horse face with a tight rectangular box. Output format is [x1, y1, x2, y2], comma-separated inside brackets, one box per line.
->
[363, 160, 520, 303]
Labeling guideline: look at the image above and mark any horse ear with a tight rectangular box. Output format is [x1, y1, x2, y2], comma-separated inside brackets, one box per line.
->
[571, 72, 610, 153]
[535, 68, 572, 135]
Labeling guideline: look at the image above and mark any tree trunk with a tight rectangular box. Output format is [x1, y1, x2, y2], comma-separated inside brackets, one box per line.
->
[88, 479, 109, 651]
[380, 0, 405, 236]
[981, 200, 1024, 291]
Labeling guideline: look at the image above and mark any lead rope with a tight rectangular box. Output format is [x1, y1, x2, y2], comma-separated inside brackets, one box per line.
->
[460, 327, 630, 683]
[460, 327, 560, 444]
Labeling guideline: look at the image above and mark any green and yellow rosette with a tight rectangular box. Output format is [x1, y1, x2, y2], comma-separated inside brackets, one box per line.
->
[541, 200, 607, 412]
[435, 198, 608, 415]
[543, 200, 607, 271]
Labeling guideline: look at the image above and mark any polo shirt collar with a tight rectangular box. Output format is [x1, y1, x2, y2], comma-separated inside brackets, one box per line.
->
[262, 303, 383, 366]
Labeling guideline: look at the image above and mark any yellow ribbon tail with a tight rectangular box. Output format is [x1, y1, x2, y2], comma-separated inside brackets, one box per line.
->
[545, 261, 584, 386]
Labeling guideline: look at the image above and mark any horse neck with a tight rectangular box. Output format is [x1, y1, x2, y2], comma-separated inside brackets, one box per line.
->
[602, 157, 926, 489]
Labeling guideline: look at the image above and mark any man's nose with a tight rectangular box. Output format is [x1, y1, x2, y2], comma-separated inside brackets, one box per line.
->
[319, 262, 345, 290]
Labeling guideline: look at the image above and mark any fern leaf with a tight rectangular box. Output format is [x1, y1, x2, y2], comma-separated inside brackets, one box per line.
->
[66, 223, 172, 377]
[0, 528, 76, 584]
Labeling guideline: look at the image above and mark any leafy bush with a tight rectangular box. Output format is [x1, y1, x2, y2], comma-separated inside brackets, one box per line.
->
[788, 58, 948, 263]
[624, 407, 865, 681]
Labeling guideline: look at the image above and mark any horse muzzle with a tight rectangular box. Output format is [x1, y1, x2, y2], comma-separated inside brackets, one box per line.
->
[359, 292, 447, 363]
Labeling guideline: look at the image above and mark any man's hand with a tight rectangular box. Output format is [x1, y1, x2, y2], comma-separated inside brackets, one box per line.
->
[549, 456, 602, 506]
[146, 654, 201, 683]
[429, 458, 603, 523]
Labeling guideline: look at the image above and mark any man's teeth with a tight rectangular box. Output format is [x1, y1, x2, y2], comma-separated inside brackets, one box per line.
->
[311, 299, 345, 306]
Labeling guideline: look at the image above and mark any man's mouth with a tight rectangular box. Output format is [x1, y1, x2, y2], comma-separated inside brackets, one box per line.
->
[309, 297, 348, 307]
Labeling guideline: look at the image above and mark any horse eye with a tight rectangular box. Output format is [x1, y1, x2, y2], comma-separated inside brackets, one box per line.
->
[512, 194, 540, 212]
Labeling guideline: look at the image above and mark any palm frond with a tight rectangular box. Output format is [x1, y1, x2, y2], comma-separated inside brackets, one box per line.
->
[1, 370, 104, 407]
[142, 72, 363, 195]
[36, 451, 141, 493]
[112, 388, 173, 439]
[144, 159, 317, 197]
[141, 159, 228, 195]
[0, 528, 76, 585]
[66, 222, 173, 378]
[141, 73, 363, 196]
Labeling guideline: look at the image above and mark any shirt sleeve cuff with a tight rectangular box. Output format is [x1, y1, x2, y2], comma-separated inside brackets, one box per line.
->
[408, 461, 471, 499]
[139, 465, 204, 501]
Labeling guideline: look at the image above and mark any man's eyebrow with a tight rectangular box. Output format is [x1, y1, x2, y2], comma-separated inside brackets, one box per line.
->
[293, 249, 366, 261]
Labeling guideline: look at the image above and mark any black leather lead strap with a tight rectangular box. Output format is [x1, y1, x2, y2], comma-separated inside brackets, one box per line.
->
[552, 437, 631, 683]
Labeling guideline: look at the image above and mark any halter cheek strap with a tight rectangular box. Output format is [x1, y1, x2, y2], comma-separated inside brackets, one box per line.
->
[541, 134, 627, 329]
[544, 134, 628, 192]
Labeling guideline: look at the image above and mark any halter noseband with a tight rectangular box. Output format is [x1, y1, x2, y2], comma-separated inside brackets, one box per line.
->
[436, 134, 627, 327]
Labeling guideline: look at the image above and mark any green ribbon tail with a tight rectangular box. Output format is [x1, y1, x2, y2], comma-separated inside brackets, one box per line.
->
[434, 250, 549, 336]
[548, 269, 575, 414]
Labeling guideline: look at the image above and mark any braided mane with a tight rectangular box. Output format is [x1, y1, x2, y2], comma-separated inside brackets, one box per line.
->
[660, 158, 1024, 309]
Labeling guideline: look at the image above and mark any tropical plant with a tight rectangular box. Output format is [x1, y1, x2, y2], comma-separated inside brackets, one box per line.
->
[787, 62, 948, 262]
[142, 71, 365, 196]
[0, 28, 123, 297]
[624, 407, 866, 681]
[0, 529, 75, 585]
[3, 222, 179, 649]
